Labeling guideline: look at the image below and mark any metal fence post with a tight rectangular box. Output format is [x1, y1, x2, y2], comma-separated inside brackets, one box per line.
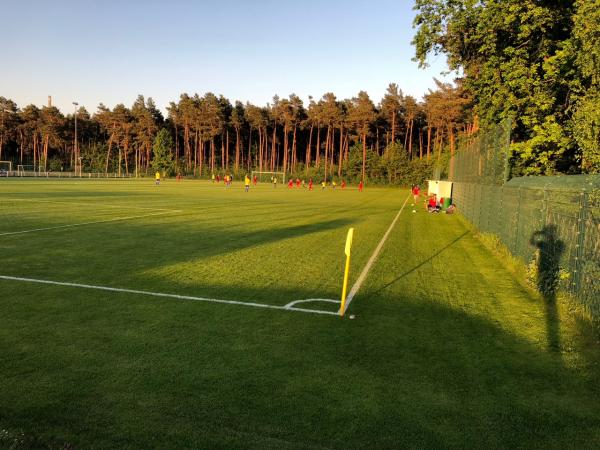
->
[514, 186, 522, 254]
[574, 191, 588, 297]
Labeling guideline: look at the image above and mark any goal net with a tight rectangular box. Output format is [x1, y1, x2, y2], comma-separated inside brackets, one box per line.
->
[0, 161, 12, 176]
[14, 165, 39, 176]
[251, 171, 286, 183]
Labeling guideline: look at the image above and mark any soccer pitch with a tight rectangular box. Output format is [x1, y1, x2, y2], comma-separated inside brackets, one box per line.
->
[1, 179, 599, 449]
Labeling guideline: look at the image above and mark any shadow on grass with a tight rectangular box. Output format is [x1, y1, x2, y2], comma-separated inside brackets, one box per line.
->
[364, 230, 469, 297]
[530, 224, 565, 351]
[1, 281, 599, 449]
[0, 214, 358, 290]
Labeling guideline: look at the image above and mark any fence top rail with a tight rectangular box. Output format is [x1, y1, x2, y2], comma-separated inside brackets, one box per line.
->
[505, 174, 600, 192]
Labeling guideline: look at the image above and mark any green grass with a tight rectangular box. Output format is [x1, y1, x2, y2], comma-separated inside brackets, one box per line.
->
[1, 178, 599, 449]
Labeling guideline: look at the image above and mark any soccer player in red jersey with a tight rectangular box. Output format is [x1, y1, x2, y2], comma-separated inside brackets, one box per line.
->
[308, 178, 313, 191]
[358, 180, 363, 192]
[411, 184, 420, 204]
[341, 180, 346, 189]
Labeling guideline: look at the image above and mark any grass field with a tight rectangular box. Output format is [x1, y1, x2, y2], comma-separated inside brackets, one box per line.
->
[1, 178, 599, 449]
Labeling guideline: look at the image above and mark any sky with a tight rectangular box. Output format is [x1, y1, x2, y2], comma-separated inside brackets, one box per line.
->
[1, 0, 453, 115]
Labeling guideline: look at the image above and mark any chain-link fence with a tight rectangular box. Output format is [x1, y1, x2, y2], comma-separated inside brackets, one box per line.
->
[448, 122, 600, 319]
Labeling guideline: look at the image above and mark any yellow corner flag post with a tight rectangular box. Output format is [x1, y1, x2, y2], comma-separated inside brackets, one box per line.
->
[339, 228, 354, 316]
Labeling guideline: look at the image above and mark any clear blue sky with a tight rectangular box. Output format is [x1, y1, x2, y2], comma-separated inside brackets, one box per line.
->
[2, 0, 452, 114]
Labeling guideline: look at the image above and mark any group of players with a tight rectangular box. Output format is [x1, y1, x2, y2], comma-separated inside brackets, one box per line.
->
[236, 174, 364, 193]
[155, 170, 365, 192]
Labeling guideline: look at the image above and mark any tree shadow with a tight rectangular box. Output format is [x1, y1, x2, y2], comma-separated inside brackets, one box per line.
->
[530, 224, 565, 351]
[365, 230, 469, 297]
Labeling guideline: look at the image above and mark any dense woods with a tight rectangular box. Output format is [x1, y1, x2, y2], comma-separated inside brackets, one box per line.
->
[0, 81, 472, 185]
[1, 0, 598, 182]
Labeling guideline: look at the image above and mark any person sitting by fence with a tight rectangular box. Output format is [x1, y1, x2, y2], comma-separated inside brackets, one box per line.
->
[427, 194, 441, 213]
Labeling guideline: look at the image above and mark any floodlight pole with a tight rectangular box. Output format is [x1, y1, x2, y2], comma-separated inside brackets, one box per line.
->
[73, 102, 79, 175]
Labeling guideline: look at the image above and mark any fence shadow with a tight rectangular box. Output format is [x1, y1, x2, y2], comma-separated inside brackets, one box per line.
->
[530, 224, 565, 351]
[366, 230, 469, 297]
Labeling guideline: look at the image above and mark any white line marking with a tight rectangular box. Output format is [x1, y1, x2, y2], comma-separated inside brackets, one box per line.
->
[0, 211, 179, 236]
[0, 275, 339, 316]
[340, 193, 411, 315]
[3, 198, 179, 212]
[284, 298, 340, 308]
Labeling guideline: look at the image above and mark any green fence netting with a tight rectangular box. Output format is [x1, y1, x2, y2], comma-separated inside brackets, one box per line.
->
[448, 121, 600, 319]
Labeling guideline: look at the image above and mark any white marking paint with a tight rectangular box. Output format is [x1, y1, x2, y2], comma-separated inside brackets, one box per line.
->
[0, 211, 180, 237]
[340, 193, 411, 315]
[284, 298, 340, 308]
[3, 197, 178, 212]
[0, 275, 339, 316]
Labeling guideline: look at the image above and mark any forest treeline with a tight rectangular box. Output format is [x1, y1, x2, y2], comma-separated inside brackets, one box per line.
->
[1, 0, 598, 182]
[0, 80, 470, 184]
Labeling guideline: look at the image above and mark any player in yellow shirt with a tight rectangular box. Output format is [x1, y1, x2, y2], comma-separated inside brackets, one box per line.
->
[244, 174, 251, 192]
[155, 171, 160, 185]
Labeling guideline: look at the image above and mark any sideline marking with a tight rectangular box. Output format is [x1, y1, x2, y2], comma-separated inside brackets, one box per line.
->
[3, 198, 178, 212]
[340, 193, 411, 315]
[0, 211, 180, 237]
[0, 275, 339, 316]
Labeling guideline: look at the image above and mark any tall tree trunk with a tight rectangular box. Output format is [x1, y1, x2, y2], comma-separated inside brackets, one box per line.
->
[105, 134, 114, 174]
[43, 136, 49, 171]
[124, 142, 129, 175]
[210, 138, 215, 174]
[174, 123, 179, 166]
[258, 127, 263, 172]
[235, 127, 240, 172]
[344, 132, 349, 163]
[33, 133, 38, 170]
[391, 111, 396, 144]
[221, 134, 225, 170]
[117, 147, 122, 176]
[226, 130, 229, 169]
[263, 128, 268, 170]
[248, 127, 252, 172]
[419, 128, 423, 159]
[449, 125, 455, 179]
[291, 124, 297, 173]
[426, 127, 432, 160]
[306, 124, 313, 173]
[184, 123, 191, 170]
[338, 126, 344, 177]
[19, 129, 24, 163]
[283, 125, 289, 174]
[271, 125, 276, 171]
[408, 119, 414, 158]
[330, 126, 335, 173]
[324, 125, 330, 181]
[193, 132, 198, 175]
[315, 126, 321, 167]
[361, 132, 367, 183]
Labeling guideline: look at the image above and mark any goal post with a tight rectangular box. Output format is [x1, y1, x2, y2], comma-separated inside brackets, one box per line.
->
[0, 161, 12, 171]
[16, 165, 35, 176]
[251, 171, 286, 183]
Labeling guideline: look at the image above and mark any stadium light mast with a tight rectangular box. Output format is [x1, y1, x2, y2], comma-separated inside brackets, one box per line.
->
[72, 102, 79, 175]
